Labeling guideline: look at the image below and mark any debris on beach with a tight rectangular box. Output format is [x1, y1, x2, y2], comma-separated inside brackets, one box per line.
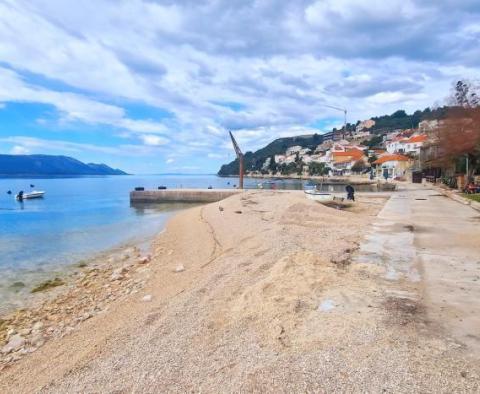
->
[31, 277, 65, 293]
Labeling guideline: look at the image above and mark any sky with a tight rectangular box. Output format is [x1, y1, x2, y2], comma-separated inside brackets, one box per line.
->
[0, 0, 479, 174]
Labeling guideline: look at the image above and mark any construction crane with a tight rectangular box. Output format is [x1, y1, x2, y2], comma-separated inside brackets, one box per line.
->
[323, 104, 347, 131]
[229, 131, 244, 189]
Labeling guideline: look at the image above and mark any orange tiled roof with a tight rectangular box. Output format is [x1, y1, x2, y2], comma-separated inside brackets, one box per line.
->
[404, 134, 427, 144]
[333, 150, 364, 158]
[373, 154, 410, 165]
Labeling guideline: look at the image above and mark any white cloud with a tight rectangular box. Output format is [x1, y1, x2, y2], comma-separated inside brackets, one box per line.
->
[140, 134, 169, 146]
[10, 145, 30, 155]
[0, 136, 155, 157]
[0, 0, 479, 172]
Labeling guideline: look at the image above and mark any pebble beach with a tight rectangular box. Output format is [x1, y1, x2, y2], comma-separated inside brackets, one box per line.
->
[0, 190, 479, 393]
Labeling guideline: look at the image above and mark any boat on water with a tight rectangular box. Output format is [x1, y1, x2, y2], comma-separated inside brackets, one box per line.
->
[257, 181, 276, 189]
[16, 191, 45, 200]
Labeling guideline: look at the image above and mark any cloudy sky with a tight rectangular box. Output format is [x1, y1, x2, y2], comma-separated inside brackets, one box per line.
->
[0, 0, 479, 173]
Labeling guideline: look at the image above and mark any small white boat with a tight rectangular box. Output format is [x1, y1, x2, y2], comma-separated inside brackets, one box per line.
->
[304, 189, 334, 202]
[16, 191, 45, 200]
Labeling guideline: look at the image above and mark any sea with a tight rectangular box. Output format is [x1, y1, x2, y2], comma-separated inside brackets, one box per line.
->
[0, 174, 316, 312]
[0, 174, 376, 312]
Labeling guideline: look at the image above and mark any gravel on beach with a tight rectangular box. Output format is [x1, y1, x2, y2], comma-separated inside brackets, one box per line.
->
[0, 190, 479, 393]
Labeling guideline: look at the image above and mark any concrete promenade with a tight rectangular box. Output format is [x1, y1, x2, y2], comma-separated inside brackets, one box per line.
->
[355, 183, 480, 355]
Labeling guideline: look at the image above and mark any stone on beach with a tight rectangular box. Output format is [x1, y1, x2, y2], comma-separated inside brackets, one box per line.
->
[174, 264, 185, 273]
[111, 267, 128, 281]
[138, 255, 151, 264]
[1, 334, 25, 354]
[142, 295, 153, 302]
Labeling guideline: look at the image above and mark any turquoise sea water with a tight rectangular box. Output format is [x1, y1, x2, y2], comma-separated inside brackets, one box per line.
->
[0, 174, 355, 311]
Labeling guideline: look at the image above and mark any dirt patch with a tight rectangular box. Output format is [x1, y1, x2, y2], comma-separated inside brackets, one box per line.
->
[383, 296, 426, 327]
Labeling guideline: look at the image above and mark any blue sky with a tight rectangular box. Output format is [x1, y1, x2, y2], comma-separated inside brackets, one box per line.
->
[0, 0, 479, 174]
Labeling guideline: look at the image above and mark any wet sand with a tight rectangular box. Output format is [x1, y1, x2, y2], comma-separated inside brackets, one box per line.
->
[1, 190, 479, 393]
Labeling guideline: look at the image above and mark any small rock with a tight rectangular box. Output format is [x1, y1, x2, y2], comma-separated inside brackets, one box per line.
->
[6, 329, 16, 338]
[32, 322, 44, 331]
[138, 255, 151, 264]
[142, 295, 153, 302]
[19, 328, 31, 336]
[174, 264, 185, 273]
[1, 334, 26, 354]
[30, 333, 45, 347]
[111, 267, 128, 281]
[234, 210, 242, 214]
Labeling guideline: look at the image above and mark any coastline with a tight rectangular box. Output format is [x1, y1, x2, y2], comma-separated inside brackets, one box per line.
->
[0, 229, 159, 318]
[1, 189, 479, 392]
[0, 191, 383, 375]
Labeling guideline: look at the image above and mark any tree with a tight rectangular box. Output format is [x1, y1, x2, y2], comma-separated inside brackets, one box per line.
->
[268, 155, 277, 174]
[368, 154, 378, 164]
[365, 135, 384, 148]
[435, 90, 480, 180]
[308, 162, 328, 176]
[351, 160, 368, 174]
[450, 80, 479, 108]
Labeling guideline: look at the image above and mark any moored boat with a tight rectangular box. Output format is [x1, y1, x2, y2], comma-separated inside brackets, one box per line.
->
[304, 189, 334, 202]
[16, 191, 45, 200]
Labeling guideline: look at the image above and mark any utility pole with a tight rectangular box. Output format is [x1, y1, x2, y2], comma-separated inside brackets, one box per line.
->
[229, 131, 244, 189]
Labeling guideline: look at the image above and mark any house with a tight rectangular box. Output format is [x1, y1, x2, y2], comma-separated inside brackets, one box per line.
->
[285, 145, 302, 156]
[373, 154, 411, 180]
[402, 134, 428, 155]
[418, 120, 438, 133]
[386, 134, 427, 155]
[356, 119, 375, 133]
[330, 149, 367, 176]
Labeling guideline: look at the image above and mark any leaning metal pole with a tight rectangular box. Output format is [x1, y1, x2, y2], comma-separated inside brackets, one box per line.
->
[229, 131, 244, 189]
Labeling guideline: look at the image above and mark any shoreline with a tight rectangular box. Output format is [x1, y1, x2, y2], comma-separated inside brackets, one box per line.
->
[0, 230, 157, 318]
[220, 173, 379, 184]
[0, 190, 386, 377]
[1, 189, 480, 392]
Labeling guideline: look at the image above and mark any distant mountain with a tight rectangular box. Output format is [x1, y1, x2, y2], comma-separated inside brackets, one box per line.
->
[0, 154, 128, 176]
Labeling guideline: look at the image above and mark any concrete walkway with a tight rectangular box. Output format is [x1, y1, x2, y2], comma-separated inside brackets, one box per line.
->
[355, 183, 480, 355]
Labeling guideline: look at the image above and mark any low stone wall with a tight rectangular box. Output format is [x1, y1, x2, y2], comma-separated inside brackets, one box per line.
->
[130, 189, 242, 204]
[432, 184, 480, 213]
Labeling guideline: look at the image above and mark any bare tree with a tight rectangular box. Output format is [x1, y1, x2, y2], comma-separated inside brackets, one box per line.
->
[435, 96, 480, 180]
[448, 80, 479, 108]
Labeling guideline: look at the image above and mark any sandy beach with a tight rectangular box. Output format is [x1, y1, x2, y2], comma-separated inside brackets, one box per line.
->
[1, 189, 479, 393]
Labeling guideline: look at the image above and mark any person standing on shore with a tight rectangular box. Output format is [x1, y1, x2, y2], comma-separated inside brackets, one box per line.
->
[346, 184, 355, 201]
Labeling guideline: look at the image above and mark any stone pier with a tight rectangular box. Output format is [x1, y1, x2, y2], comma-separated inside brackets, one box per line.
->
[130, 188, 242, 204]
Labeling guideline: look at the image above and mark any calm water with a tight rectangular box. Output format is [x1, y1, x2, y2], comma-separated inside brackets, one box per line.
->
[0, 174, 367, 310]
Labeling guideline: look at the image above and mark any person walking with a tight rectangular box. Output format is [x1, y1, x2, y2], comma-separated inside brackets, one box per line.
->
[345, 184, 355, 201]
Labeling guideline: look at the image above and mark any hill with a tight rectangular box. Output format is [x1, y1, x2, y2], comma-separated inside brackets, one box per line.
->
[0, 154, 128, 176]
[218, 106, 449, 175]
[218, 134, 323, 176]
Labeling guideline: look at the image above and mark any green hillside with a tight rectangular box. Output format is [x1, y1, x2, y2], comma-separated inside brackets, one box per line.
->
[218, 134, 323, 176]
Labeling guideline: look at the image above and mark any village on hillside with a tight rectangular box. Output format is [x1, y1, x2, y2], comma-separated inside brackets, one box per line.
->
[255, 118, 434, 182]
[250, 112, 479, 193]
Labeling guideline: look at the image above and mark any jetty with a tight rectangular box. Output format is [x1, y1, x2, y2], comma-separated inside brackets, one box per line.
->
[130, 188, 242, 204]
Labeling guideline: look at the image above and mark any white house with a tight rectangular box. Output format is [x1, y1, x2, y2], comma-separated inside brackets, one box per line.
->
[374, 154, 411, 180]
[386, 134, 427, 155]
[285, 145, 302, 156]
